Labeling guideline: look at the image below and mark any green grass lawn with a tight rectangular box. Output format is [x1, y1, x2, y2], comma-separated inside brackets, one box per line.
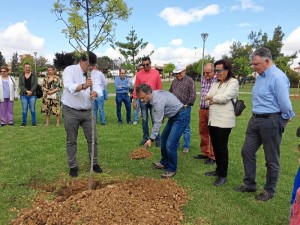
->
[0, 81, 299, 225]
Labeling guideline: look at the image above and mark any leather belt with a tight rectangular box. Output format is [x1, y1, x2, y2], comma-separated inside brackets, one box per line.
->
[252, 112, 281, 118]
[200, 107, 209, 110]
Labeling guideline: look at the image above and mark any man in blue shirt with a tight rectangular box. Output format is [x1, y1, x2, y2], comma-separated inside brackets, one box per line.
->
[114, 68, 131, 124]
[234, 47, 295, 201]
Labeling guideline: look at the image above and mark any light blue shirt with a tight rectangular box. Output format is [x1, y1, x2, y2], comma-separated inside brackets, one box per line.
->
[252, 65, 295, 120]
[114, 76, 130, 94]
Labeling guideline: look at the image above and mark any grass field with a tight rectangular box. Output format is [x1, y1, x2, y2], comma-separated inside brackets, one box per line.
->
[0, 81, 299, 225]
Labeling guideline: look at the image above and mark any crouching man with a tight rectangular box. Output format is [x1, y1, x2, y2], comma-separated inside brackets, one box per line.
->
[137, 84, 190, 178]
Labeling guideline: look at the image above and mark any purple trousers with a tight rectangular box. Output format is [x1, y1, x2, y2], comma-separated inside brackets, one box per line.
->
[0, 99, 14, 125]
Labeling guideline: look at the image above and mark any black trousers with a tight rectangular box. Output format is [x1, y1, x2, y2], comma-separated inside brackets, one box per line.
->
[209, 126, 232, 177]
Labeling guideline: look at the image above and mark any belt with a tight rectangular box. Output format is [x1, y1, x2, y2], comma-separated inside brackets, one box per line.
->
[200, 107, 209, 110]
[64, 105, 90, 112]
[116, 93, 128, 95]
[252, 112, 281, 118]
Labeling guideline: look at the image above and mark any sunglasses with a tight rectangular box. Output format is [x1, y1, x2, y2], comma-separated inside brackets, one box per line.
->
[214, 69, 226, 74]
[0, 70, 6, 73]
[142, 63, 150, 67]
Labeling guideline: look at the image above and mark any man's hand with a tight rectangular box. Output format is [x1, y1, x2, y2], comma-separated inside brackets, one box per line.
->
[85, 77, 93, 88]
[90, 91, 98, 100]
[144, 139, 152, 148]
[132, 98, 137, 110]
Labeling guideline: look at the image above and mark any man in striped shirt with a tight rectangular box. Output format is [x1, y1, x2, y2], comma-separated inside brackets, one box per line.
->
[194, 63, 217, 165]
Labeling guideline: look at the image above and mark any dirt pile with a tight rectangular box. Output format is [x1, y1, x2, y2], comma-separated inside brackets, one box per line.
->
[129, 147, 153, 159]
[12, 178, 188, 225]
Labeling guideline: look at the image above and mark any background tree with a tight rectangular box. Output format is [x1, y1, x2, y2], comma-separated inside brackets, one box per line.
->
[36, 56, 49, 73]
[52, 0, 131, 55]
[53, 52, 76, 75]
[10, 52, 19, 76]
[232, 57, 252, 81]
[163, 63, 175, 81]
[112, 27, 153, 73]
[97, 56, 113, 75]
[0, 51, 6, 67]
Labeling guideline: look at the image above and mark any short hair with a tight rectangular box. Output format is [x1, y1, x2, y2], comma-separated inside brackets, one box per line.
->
[141, 56, 151, 63]
[119, 68, 126, 73]
[1, 66, 9, 72]
[47, 65, 56, 71]
[250, 47, 273, 61]
[80, 51, 97, 64]
[214, 59, 235, 81]
[136, 84, 152, 95]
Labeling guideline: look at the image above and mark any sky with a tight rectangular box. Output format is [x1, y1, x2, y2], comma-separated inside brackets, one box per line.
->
[0, 0, 300, 68]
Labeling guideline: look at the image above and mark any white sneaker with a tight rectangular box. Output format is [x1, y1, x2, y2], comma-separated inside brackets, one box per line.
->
[133, 121, 138, 125]
[183, 148, 189, 153]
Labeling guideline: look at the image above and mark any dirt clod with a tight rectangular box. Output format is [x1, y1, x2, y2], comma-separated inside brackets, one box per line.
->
[12, 178, 188, 225]
[129, 147, 153, 159]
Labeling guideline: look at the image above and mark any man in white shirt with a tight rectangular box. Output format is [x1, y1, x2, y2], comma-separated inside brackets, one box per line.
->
[61, 52, 103, 177]
[90, 64, 108, 125]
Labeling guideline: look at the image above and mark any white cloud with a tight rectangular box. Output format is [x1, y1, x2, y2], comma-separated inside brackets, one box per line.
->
[282, 26, 300, 68]
[237, 23, 252, 27]
[231, 0, 263, 12]
[211, 40, 234, 60]
[169, 39, 183, 46]
[159, 4, 219, 26]
[0, 21, 45, 61]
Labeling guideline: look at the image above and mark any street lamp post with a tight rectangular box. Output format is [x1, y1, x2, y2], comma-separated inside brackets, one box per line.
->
[33, 52, 37, 75]
[201, 33, 209, 80]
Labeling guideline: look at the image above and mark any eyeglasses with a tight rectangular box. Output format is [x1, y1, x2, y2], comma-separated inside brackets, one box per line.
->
[142, 63, 150, 67]
[0, 71, 6, 73]
[214, 69, 226, 74]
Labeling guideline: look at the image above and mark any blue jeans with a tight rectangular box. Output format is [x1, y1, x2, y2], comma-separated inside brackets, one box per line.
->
[160, 108, 190, 172]
[140, 102, 160, 142]
[20, 95, 37, 124]
[133, 98, 140, 122]
[116, 93, 131, 123]
[94, 92, 106, 124]
[181, 106, 191, 149]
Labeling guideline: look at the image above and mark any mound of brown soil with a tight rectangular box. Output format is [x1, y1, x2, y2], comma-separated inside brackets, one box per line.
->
[129, 147, 153, 159]
[12, 178, 188, 225]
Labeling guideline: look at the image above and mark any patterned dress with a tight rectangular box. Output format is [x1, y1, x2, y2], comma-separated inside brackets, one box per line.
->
[41, 75, 62, 116]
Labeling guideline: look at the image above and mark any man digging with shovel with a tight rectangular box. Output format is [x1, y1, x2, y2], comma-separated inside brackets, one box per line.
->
[136, 84, 190, 178]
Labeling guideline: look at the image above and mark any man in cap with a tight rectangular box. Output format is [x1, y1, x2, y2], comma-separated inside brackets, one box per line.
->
[169, 63, 196, 153]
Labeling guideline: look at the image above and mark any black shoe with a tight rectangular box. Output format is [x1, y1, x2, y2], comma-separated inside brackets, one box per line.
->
[69, 167, 78, 177]
[1, 124, 6, 127]
[127, 121, 132, 124]
[140, 139, 147, 146]
[93, 164, 103, 173]
[20, 123, 26, 127]
[156, 141, 161, 147]
[234, 185, 257, 193]
[255, 191, 274, 201]
[8, 123, 14, 126]
[214, 176, 227, 186]
[101, 123, 106, 126]
[204, 171, 217, 176]
[118, 121, 122, 125]
[32, 123, 37, 127]
[205, 158, 216, 165]
[193, 154, 209, 160]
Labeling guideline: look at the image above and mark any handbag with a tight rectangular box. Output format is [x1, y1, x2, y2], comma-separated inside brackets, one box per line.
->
[47, 93, 57, 100]
[36, 85, 43, 98]
[231, 98, 246, 116]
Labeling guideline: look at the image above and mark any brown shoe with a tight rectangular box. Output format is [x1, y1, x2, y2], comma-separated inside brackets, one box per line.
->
[255, 191, 274, 201]
[234, 185, 257, 193]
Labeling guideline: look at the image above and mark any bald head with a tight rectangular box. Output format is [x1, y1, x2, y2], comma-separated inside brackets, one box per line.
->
[203, 63, 215, 80]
